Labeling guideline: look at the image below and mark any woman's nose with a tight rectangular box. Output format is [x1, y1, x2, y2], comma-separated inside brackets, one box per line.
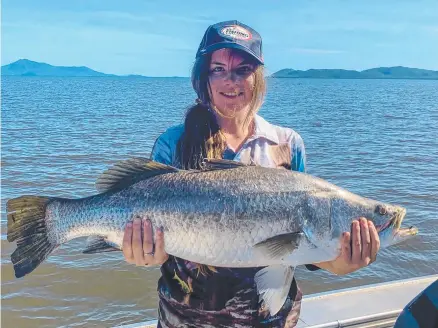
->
[223, 71, 240, 83]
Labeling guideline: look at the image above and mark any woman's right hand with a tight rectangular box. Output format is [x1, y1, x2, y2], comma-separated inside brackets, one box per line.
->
[122, 218, 169, 266]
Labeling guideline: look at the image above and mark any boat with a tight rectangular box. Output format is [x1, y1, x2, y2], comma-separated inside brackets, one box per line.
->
[115, 274, 437, 328]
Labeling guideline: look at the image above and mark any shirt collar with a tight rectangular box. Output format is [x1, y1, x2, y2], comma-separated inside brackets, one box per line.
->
[251, 114, 279, 144]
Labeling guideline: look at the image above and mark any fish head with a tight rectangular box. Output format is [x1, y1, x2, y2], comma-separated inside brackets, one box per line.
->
[360, 203, 418, 247]
[329, 191, 418, 248]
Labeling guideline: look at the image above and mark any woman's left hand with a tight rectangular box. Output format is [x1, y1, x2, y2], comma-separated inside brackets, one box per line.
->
[315, 217, 380, 275]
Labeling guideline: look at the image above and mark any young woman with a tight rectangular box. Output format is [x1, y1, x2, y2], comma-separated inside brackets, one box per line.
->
[122, 20, 380, 327]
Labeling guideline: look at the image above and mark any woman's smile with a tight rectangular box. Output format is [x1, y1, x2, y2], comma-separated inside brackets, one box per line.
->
[219, 91, 244, 99]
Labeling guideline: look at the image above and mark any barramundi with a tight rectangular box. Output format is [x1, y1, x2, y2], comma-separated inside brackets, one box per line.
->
[7, 158, 418, 315]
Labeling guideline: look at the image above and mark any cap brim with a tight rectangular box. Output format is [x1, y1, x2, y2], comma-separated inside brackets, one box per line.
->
[198, 42, 264, 65]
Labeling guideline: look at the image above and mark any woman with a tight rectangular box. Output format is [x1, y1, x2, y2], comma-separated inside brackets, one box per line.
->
[122, 20, 380, 327]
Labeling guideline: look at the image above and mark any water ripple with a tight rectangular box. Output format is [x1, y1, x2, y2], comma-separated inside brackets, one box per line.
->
[2, 77, 438, 327]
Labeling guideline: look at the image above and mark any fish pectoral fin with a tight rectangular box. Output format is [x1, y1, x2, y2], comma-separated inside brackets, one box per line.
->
[82, 236, 121, 254]
[255, 265, 295, 316]
[96, 157, 179, 193]
[253, 232, 303, 260]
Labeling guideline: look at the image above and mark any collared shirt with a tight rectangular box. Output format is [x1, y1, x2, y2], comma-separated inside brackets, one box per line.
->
[150, 114, 311, 328]
[151, 114, 306, 173]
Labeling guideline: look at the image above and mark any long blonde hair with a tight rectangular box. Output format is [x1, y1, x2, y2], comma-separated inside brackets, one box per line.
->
[176, 49, 266, 169]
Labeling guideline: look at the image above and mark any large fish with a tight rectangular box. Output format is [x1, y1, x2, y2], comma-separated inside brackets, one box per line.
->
[7, 158, 418, 315]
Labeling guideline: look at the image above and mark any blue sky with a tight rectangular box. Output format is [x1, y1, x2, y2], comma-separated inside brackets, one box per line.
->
[2, 0, 438, 76]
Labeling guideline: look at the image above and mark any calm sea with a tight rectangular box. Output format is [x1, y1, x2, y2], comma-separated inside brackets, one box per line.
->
[1, 77, 437, 328]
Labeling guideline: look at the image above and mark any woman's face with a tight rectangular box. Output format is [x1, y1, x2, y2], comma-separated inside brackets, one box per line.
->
[208, 48, 256, 115]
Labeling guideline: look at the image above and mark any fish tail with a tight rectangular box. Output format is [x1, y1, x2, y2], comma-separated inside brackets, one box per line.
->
[7, 195, 58, 278]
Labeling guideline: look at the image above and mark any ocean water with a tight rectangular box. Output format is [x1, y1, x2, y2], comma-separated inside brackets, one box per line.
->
[1, 76, 437, 328]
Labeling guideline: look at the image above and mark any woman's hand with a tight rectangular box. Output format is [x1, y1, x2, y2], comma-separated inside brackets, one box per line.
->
[122, 218, 169, 266]
[314, 218, 380, 275]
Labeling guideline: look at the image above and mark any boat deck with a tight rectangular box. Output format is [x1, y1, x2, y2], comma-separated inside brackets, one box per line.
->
[116, 274, 437, 328]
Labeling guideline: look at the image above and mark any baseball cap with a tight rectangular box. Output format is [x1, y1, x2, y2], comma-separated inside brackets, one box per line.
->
[196, 20, 264, 65]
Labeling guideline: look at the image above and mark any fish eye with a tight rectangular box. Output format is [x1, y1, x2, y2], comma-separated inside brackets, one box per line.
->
[376, 205, 387, 215]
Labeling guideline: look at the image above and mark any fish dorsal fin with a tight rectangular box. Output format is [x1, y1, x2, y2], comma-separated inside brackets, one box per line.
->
[201, 159, 249, 171]
[96, 157, 179, 193]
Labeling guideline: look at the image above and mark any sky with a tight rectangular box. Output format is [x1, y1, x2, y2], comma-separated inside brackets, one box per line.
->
[2, 0, 438, 77]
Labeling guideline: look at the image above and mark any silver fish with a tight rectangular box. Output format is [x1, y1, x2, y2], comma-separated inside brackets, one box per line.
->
[7, 158, 418, 315]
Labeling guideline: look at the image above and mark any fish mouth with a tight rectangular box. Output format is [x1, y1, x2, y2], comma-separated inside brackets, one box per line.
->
[396, 225, 419, 237]
[375, 207, 418, 244]
[376, 207, 406, 233]
[393, 207, 406, 230]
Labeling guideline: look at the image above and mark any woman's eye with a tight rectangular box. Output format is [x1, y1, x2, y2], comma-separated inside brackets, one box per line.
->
[211, 67, 224, 73]
[237, 66, 252, 74]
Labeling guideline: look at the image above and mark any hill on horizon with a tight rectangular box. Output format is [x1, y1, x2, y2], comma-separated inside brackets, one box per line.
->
[1, 59, 117, 77]
[271, 66, 438, 79]
[2, 59, 438, 79]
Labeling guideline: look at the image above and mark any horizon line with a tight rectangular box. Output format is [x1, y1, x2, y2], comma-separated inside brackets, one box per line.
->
[2, 58, 438, 78]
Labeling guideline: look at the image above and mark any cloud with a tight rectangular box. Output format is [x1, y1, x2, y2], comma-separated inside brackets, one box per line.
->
[297, 21, 411, 34]
[88, 11, 214, 26]
[374, 43, 396, 48]
[158, 13, 215, 24]
[1, 19, 191, 68]
[290, 48, 345, 54]
[423, 25, 438, 33]
[90, 11, 153, 23]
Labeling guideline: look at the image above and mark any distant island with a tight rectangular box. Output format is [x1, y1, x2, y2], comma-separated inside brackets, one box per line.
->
[2, 59, 438, 79]
[1, 59, 144, 77]
[271, 67, 438, 80]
